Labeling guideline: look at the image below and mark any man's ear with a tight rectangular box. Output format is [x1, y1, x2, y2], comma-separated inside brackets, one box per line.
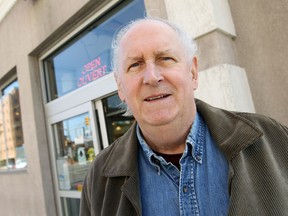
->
[191, 57, 198, 90]
[114, 72, 125, 102]
[118, 86, 125, 102]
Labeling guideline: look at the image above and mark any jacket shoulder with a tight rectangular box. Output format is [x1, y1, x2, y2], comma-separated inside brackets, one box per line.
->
[236, 112, 288, 135]
[228, 112, 288, 215]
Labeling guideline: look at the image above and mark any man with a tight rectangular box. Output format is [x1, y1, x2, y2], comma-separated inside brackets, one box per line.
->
[80, 17, 288, 216]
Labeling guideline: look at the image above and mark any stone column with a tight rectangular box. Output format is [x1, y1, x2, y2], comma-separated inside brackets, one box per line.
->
[144, 0, 255, 112]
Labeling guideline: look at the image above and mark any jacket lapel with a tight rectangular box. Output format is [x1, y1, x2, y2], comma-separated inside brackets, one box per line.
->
[196, 100, 263, 160]
[101, 122, 141, 214]
[121, 169, 142, 215]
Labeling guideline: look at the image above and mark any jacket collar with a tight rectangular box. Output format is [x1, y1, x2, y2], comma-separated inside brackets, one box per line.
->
[196, 99, 263, 160]
[101, 99, 264, 177]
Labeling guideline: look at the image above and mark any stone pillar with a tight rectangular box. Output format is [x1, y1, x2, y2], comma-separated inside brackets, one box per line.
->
[144, 0, 255, 112]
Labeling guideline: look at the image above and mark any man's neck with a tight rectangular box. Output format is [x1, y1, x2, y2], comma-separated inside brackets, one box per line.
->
[139, 120, 193, 154]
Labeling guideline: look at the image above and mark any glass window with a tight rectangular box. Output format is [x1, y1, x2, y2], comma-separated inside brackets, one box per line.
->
[43, 0, 145, 102]
[53, 113, 95, 191]
[102, 93, 134, 144]
[61, 197, 80, 216]
[0, 80, 26, 171]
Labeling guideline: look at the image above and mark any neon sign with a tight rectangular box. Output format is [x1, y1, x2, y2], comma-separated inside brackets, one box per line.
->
[77, 56, 108, 87]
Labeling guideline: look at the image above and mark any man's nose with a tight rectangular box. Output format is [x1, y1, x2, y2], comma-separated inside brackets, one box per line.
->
[143, 63, 163, 86]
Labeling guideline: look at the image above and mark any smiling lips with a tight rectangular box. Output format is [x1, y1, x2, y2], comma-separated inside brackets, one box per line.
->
[144, 94, 171, 101]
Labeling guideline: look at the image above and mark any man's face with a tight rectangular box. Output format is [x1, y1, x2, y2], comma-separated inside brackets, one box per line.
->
[116, 20, 198, 129]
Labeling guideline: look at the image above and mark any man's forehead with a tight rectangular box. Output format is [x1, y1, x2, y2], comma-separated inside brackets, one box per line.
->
[116, 19, 185, 63]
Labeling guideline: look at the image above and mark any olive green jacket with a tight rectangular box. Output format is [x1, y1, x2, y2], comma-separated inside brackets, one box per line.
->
[80, 100, 288, 216]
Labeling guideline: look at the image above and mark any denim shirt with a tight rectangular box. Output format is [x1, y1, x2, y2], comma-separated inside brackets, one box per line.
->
[137, 112, 229, 216]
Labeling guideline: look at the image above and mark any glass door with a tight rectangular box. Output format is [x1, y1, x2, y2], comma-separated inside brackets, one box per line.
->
[100, 93, 134, 145]
[95, 93, 135, 149]
[47, 93, 134, 216]
[47, 102, 102, 216]
[53, 112, 95, 192]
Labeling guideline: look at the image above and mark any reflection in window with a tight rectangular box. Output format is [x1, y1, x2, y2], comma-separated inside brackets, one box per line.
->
[61, 197, 80, 216]
[53, 113, 94, 191]
[102, 93, 134, 144]
[43, 0, 145, 101]
[0, 80, 26, 170]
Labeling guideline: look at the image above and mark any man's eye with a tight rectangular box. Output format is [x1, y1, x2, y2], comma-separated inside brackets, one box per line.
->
[128, 62, 141, 71]
[130, 62, 140, 68]
[161, 57, 173, 61]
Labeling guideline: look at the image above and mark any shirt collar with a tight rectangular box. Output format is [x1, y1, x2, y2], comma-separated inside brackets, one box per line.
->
[185, 112, 204, 164]
[137, 112, 205, 167]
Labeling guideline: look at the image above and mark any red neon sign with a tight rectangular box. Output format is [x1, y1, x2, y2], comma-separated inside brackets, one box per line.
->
[77, 57, 108, 87]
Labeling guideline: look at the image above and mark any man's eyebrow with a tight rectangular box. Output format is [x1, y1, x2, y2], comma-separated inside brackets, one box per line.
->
[124, 50, 175, 62]
[153, 49, 175, 56]
[125, 56, 143, 63]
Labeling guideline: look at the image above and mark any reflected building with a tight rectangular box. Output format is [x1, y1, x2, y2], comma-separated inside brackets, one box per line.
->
[0, 87, 24, 167]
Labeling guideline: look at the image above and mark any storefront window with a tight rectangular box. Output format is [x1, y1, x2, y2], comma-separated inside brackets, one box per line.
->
[53, 113, 94, 191]
[43, 0, 145, 102]
[0, 79, 26, 171]
[102, 93, 134, 144]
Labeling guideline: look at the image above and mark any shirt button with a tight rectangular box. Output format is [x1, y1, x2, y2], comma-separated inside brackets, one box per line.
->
[183, 186, 188, 193]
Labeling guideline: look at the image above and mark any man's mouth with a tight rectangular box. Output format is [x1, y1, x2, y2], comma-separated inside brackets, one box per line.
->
[144, 94, 170, 101]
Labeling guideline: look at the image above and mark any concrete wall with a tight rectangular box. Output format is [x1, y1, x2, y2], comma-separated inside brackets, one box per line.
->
[228, 0, 288, 126]
[0, 0, 96, 215]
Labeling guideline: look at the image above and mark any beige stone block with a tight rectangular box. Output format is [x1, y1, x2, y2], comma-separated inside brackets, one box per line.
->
[164, 0, 236, 38]
[195, 64, 255, 112]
